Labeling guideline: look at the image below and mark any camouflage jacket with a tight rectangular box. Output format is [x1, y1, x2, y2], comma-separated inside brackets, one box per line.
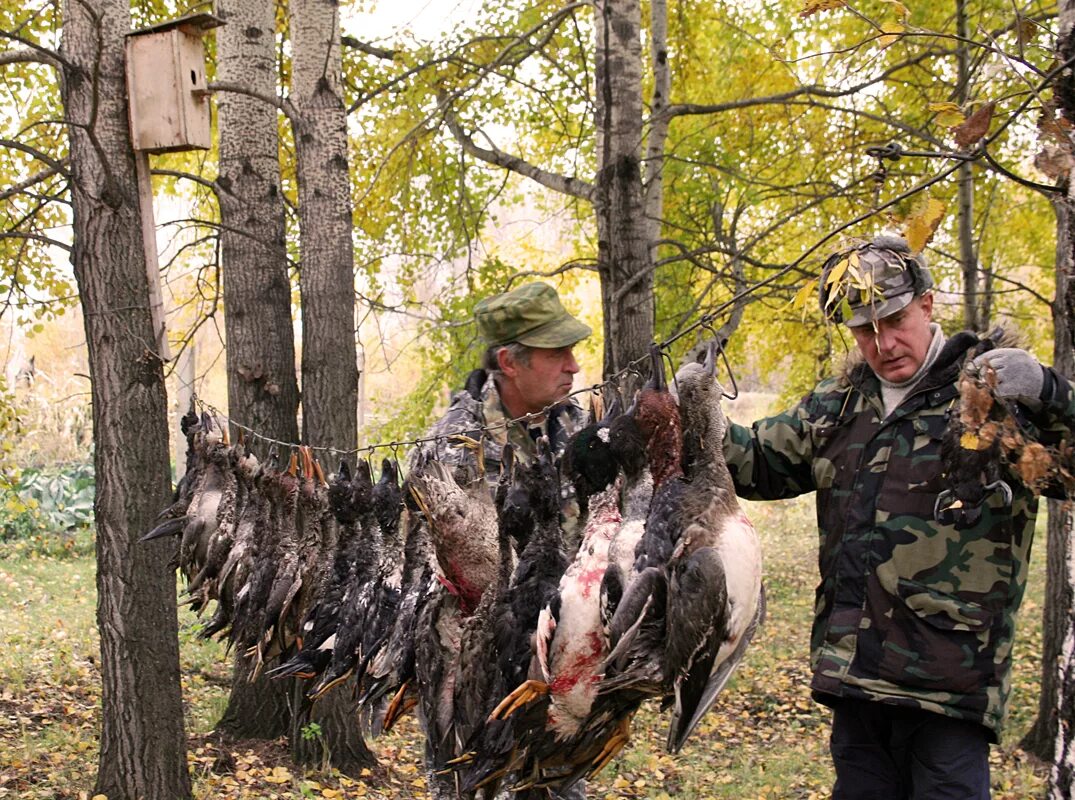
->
[414, 368, 587, 545]
[723, 333, 1075, 738]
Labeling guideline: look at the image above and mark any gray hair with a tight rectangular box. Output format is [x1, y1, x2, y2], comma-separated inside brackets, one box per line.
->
[482, 342, 532, 373]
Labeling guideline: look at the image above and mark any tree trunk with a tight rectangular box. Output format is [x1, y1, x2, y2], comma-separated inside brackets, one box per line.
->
[1023, 199, 1075, 764]
[213, 0, 298, 740]
[291, 0, 359, 453]
[593, 0, 655, 378]
[955, 0, 986, 333]
[1043, 7, 1075, 794]
[289, 0, 369, 771]
[60, 1, 191, 797]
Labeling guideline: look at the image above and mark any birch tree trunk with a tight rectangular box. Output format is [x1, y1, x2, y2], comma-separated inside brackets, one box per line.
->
[291, 0, 358, 454]
[60, 1, 191, 796]
[593, 0, 654, 377]
[1024, 198, 1075, 765]
[1047, 4, 1075, 792]
[213, 0, 299, 740]
[289, 0, 369, 773]
[1048, 197, 1075, 794]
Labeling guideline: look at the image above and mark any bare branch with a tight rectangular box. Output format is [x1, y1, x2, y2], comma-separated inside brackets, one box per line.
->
[151, 168, 220, 196]
[0, 158, 69, 202]
[207, 81, 296, 120]
[663, 51, 938, 120]
[0, 230, 72, 252]
[0, 46, 60, 69]
[441, 97, 593, 201]
[341, 36, 397, 61]
[0, 137, 67, 173]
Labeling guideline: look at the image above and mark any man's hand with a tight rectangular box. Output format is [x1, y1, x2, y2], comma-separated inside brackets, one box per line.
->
[972, 348, 1045, 408]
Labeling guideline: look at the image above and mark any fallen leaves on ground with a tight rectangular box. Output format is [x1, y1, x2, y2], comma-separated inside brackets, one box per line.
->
[0, 497, 1050, 798]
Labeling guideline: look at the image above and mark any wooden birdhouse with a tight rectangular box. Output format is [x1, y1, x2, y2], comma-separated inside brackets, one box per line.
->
[125, 13, 222, 154]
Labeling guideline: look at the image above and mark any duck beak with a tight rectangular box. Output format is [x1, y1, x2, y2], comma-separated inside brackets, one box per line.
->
[704, 340, 718, 380]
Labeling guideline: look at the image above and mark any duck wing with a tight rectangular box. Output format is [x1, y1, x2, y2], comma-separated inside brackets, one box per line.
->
[667, 583, 765, 753]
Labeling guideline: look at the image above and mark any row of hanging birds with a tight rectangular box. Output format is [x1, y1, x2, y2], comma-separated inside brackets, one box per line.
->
[143, 343, 766, 797]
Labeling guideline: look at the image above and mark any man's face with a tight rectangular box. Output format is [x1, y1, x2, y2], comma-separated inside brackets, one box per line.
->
[499, 345, 580, 414]
[849, 293, 934, 383]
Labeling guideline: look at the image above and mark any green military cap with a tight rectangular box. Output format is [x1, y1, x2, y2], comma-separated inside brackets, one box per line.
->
[820, 234, 933, 326]
[475, 282, 592, 348]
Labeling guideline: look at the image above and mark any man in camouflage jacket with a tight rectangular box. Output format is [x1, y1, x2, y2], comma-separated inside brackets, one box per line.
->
[413, 282, 591, 800]
[417, 281, 591, 539]
[723, 235, 1075, 799]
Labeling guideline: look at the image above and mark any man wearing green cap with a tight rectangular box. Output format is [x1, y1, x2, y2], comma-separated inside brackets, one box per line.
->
[722, 234, 1075, 799]
[418, 281, 592, 534]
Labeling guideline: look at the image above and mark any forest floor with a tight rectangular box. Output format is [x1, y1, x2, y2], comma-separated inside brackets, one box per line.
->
[0, 495, 1050, 800]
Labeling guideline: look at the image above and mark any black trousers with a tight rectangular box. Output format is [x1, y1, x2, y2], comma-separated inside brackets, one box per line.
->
[828, 697, 991, 800]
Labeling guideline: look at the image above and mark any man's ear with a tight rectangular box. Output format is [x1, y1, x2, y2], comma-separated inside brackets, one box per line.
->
[496, 346, 518, 377]
[920, 291, 934, 320]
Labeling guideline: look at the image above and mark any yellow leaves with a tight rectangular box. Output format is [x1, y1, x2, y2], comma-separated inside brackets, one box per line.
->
[799, 0, 845, 18]
[929, 102, 965, 128]
[790, 278, 819, 320]
[877, 22, 905, 48]
[900, 196, 947, 253]
[960, 431, 981, 451]
[263, 765, 292, 784]
[881, 0, 911, 22]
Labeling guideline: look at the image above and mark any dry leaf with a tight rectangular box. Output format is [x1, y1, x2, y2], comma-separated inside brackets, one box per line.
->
[800, 0, 845, 18]
[929, 101, 965, 128]
[902, 197, 946, 253]
[1015, 16, 1038, 48]
[1016, 442, 1053, 493]
[952, 102, 995, 149]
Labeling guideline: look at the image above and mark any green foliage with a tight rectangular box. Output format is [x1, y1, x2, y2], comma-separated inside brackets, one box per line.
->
[16, 462, 94, 530]
[0, 461, 94, 560]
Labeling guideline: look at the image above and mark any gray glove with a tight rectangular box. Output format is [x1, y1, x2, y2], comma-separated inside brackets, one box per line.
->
[972, 348, 1045, 409]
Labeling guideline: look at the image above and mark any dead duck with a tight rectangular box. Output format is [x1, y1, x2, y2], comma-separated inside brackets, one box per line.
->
[661, 342, 764, 753]
[185, 442, 258, 613]
[307, 460, 383, 699]
[248, 448, 318, 674]
[352, 459, 407, 690]
[408, 450, 502, 783]
[231, 451, 300, 659]
[453, 440, 571, 796]
[141, 407, 205, 541]
[211, 450, 278, 646]
[487, 410, 625, 791]
[268, 459, 365, 681]
[603, 346, 686, 698]
[359, 503, 437, 735]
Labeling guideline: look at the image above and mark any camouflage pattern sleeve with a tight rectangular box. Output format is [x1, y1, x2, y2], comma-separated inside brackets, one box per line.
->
[723, 389, 832, 501]
[1030, 365, 1075, 500]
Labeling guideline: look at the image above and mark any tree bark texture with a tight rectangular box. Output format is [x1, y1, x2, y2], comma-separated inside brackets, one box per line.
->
[1023, 199, 1075, 764]
[593, 0, 655, 379]
[1047, 6, 1075, 794]
[60, 1, 191, 797]
[288, 0, 369, 770]
[291, 0, 359, 454]
[213, 0, 298, 740]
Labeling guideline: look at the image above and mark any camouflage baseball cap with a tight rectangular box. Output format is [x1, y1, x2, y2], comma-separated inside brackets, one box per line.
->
[475, 282, 592, 348]
[820, 235, 933, 327]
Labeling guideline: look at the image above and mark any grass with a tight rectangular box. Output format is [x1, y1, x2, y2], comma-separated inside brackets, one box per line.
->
[0, 498, 1050, 799]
